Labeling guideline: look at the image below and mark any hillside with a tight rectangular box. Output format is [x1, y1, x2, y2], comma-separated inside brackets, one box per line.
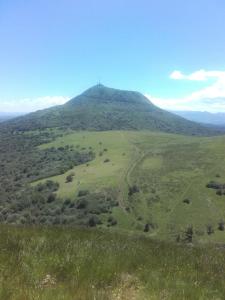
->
[32, 130, 225, 242]
[3, 84, 217, 135]
[1, 126, 225, 243]
[1, 225, 225, 300]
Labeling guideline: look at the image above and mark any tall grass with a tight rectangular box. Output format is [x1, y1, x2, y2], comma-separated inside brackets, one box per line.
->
[0, 225, 225, 299]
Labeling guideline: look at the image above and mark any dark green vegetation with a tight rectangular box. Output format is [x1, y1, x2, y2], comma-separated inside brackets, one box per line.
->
[206, 181, 225, 195]
[3, 85, 219, 135]
[0, 129, 95, 225]
[1, 225, 225, 300]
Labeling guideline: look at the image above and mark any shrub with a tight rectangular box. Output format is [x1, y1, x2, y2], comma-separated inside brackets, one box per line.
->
[218, 221, 225, 231]
[63, 198, 71, 206]
[47, 193, 56, 203]
[216, 189, 225, 196]
[78, 190, 89, 197]
[66, 174, 74, 183]
[128, 185, 140, 196]
[184, 226, 193, 243]
[88, 215, 101, 227]
[183, 198, 191, 204]
[144, 223, 150, 232]
[107, 216, 117, 226]
[104, 158, 110, 163]
[76, 199, 88, 209]
[207, 224, 214, 235]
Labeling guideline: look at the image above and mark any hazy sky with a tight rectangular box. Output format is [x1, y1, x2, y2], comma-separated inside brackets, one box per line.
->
[0, 0, 225, 112]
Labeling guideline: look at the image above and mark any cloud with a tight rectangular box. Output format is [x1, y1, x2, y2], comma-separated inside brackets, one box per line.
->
[148, 70, 225, 112]
[0, 96, 69, 113]
[170, 69, 225, 81]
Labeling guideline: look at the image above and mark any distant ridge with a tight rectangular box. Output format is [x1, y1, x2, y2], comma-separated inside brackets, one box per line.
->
[2, 85, 220, 135]
[172, 110, 225, 126]
[0, 112, 25, 122]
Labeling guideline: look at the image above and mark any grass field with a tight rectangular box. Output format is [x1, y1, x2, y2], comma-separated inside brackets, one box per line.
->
[1, 225, 225, 300]
[34, 130, 225, 242]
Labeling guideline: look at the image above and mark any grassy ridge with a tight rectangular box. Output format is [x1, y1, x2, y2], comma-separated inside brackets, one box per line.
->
[0, 225, 225, 300]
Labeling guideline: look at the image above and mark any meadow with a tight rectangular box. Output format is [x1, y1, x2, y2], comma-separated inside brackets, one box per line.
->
[35, 130, 225, 242]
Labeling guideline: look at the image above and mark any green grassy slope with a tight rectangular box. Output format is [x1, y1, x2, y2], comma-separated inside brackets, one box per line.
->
[3, 85, 218, 136]
[1, 225, 225, 300]
[34, 130, 225, 243]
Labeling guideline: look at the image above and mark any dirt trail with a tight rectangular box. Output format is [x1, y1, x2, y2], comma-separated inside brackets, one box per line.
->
[117, 132, 149, 212]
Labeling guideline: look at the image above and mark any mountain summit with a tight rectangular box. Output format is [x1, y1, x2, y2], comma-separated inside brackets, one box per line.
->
[3, 85, 217, 135]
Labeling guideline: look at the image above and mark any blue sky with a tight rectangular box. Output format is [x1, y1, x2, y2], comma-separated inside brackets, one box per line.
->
[0, 0, 225, 112]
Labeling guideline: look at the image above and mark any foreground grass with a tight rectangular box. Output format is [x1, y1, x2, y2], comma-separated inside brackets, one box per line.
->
[0, 226, 225, 299]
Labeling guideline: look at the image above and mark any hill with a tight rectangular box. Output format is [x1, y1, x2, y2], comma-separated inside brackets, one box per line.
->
[3, 84, 217, 135]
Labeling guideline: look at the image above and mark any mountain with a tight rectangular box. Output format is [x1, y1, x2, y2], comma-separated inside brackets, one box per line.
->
[0, 112, 25, 122]
[3, 84, 218, 135]
[172, 110, 225, 126]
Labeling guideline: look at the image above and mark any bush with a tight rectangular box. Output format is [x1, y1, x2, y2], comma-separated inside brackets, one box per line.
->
[66, 174, 74, 183]
[144, 223, 150, 232]
[216, 189, 225, 196]
[76, 199, 88, 209]
[104, 158, 110, 163]
[207, 225, 214, 235]
[184, 226, 193, 243]
[183, 198, 191, 204]
[78, 190, 89, 197]
[47, 193, 56, 203]
[63, 198, 71, 206]
[88, 215, 101, 227]
[107, 216, 117, 226]
[128, 185, 140, 196]
[218, 221, 225, 231]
